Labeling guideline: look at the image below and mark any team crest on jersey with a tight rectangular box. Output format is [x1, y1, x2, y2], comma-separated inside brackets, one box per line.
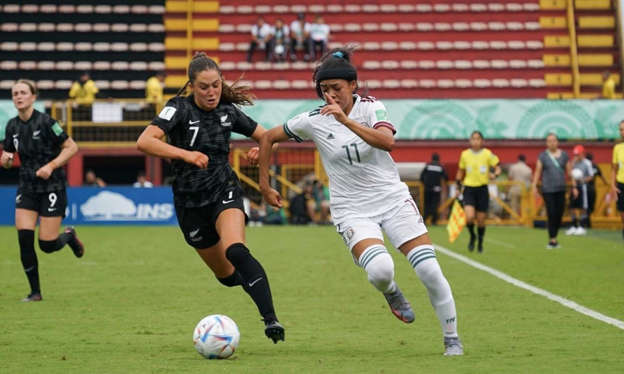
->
[16, 194, 22, 203]
[32, 130, 41, 140]
[220, 114, 231, 127]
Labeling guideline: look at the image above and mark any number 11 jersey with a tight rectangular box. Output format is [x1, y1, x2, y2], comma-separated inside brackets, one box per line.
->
[283, 95, 410, 222]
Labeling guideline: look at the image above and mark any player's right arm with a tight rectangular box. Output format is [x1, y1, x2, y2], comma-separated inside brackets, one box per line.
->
[137, 99, 207, 168]
[258, 126, 290, 208]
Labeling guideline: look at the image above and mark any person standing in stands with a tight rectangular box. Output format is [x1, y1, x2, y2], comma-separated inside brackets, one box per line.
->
[0, 79, 84, 302]
[247, 16, 274, 63]
[456, 131, 501, 253]
[420, 153, 447, 225]
[146, 71, 167, 104]
[602, 71, 616, 99]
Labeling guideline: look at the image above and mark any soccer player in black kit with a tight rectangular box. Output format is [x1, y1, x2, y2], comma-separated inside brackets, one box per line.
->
[136, 53, 285, 344]
[1, 79, 84, 302]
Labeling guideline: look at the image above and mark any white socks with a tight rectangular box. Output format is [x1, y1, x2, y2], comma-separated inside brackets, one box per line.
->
[407, 245, 458, 338]
[358, 244, 397, 294]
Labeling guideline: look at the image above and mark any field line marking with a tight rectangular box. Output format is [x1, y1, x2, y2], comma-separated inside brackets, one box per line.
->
[434, 244, 624, 330]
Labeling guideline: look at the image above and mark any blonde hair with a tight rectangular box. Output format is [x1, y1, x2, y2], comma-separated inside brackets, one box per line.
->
[13, 79, 38, 96]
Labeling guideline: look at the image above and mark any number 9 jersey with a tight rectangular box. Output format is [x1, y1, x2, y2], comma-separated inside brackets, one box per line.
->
[283, 95, 409, 222]
[151, 95, 258, 208]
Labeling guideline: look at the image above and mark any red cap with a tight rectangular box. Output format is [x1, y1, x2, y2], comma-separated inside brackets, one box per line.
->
[573, 145, 585, 155]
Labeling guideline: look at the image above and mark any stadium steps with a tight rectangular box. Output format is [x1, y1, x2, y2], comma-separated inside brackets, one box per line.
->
[161, 0, 554, 98]
[0, 1, 166, 100]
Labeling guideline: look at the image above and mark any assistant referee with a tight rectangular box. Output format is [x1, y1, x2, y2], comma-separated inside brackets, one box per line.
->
[455, 131, 501, 253]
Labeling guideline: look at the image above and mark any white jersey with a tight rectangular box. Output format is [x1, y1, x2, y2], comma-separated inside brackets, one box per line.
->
[284, 95, 411, 222]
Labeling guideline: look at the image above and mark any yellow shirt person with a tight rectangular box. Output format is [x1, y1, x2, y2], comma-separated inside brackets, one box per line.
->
[69, 73, 98, 105]
[613, 143, 624, 184]
[602, 72, 616, 99]
[145, 72, 166, 104]
[459, 148, 500, 187]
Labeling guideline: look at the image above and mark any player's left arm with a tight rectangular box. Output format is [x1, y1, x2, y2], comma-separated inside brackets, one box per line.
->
[247, 125, 278, 165]
[36, 137, 78, 180]
[320, 93, 394, 151]
[489, 152, 501, 180]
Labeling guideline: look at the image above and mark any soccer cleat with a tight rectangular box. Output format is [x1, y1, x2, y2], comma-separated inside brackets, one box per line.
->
[467, 237, 475, 252]
[444, 336, 464, 356]
[565, 226, 577, 235]
[64, 227, 84, 258]
[574, 227, 587, 236]
[383, 286, 415, 323]
[477, 243, 483, 253]
[264, 320, 285, 344]
[546, 241, 561, 250]
[21, 292, 42, 302]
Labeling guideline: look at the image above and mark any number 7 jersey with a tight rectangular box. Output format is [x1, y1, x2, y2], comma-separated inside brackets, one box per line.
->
[283, 95, 410, 221]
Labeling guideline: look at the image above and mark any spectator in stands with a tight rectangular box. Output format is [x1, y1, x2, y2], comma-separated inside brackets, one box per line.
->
[507, 154, 532, 216]
[289, 12, 312, 61]
[146, 71, 166, 104]
[84, 169, 106, 187]
[311, 179, 331, 224]
[602, 71, 616, 99]
[69, 72, 98, 121]
[532, 133, 569, 249]
[610, 120, 624, 240]
[309, 15, 330, 60]
[247, 16, 274, 63]
[69, 72, 98, 105]
[420, 153, 447, 225]
[271, 18, 290, 62]
[133, 171, 153, 188]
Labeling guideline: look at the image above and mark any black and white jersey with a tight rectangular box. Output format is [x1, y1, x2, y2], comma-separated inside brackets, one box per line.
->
[151, 95, 258, 207]
[1, 110, 68, 193]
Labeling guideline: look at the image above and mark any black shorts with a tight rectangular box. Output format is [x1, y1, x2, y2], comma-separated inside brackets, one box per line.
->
[462, 185, 489, 212]
[617, 183, 624, 212]
[15, 188, 67, 217]
[175, 186, 246, 249]
[569, 184, 588, 210]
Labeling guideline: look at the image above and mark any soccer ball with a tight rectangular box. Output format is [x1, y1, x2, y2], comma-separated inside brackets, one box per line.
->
[193, 314, 240, 359]
[571, 168, 584, 181]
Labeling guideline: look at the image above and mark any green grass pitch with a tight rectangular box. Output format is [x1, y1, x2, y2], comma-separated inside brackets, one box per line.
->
[1, 225, 623, 373]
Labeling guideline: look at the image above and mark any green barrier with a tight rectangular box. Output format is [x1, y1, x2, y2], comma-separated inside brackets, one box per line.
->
[241, 99, 624, 140]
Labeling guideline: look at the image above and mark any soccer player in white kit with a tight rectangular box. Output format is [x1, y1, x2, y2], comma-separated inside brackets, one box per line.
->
[258, 47, 463, 356]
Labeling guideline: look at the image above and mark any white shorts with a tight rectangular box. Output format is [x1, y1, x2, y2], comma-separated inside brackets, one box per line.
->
[335, 197, 428, 252]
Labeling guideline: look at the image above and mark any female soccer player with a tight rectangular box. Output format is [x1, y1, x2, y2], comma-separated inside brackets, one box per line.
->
[455, 131, 501, 253]
[531, 133, 571, 249]
[1, 79, 84, 302]
[136, 53, 284, 343]
[610, 120, 624, 239]
[258, 47, 463, 356]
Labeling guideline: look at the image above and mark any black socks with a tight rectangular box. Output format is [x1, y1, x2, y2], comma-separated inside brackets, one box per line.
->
[38, 232, 72, 253]
[225, 243, 277, 322]
[18, 230, 40, 295]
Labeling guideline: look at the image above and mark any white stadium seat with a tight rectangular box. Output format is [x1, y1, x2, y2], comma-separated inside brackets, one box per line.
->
[37, 42, 55, 51]
[149, 43, 165, 52]
[400, 79, 418, 88]
[92, 42, 109, 51]
[509, 60, 527, 68]
[381, 42, 398, 50]
[219, 24, 235, 33]
[235, 42, 248, 52]
[417, 41, 435, 50]
[55, 81, 73, 90]
[112, 61, 129, 70]
[419, 79, 436, 88]
[382, 80, 401, 89]
[77, 5, 94, 13]
[1, 42, 18, 51]
[488, 3, 505, 12]
[454, 60, 473, 69]
[19, 23, 37, 32]
[95, 5, 112, 13]
[74, 61, 93, 71]
[148, 62, 165, 71]
[129, 80, 146, 89]
[0, 61, 18, 70]
[363, 42, 381, 51]
[130, 24, 147, 32]
[1, 23, 18, 32]
[455, 79, 473, 88]
[437, 79, 454, 88]
[57, 23, 74, 32]
[94, 80, 110, 90]
[363, 23, 379, 32]
[0, 80, 15, 89]
[57, 42, 74, 51]
[38, 23, 55, 32]
[365, 80, 382, 89]
[491, 60, 509, 69]
[363, 4, 380, 12]
[474, 79, 492, 88]
[254, 80, 272, 89]
[436, 41, 453, 50]
[111, 80, 129, 90]
[93, 23, 111, 32]
[292, 80, 309, 89]
[470, 4, 488, 12]
[470, 22, 488, 31]
[381, 60, 399, 69]
[399, 41, 417, 50]
[220, 5, 235, 13]
[434, 4, 451, 12]
[492, 79, 510, 88]
[37, 80, 55, 90]
[273, 80, 290, 89]
[130, 62, 148, 71]
[511, 79, 528, 88]
[56, 61, 74, 70]
[19, 42, 37, 51]
[454, 41, 471, 50]
[363, 61, 381, 69]
[75, 23, 93, 32]
[220, 61, 236, 70]
[400, 60, 418, 69]
[130, 43, 148, 52]
[113, 5, 130, 14]
[37, 61, 55, 70]
[436, 60, 454, 69]
[19, 61, 36, 70]
[93, 61, 111, 70]
[40, 5, 57, 13]
[419, 60, 436, 69]
[131, 5, 148, 14]
[473, 60, 491, 69]
[526, 40, 543, 49]
[529, 79, 546, 88]
[58, 5, 76, 13]
[453, 3, 470, 12]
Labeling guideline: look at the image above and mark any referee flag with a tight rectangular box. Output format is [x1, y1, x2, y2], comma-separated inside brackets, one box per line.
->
[447, 200, 466, 243]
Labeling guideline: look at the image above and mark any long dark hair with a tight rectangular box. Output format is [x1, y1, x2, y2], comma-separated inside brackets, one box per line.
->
[312, 44, 358, 98]
[176, 52, 254, 106]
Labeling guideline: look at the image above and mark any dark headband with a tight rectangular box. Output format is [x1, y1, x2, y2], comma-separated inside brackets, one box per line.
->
[315, 62, 357, 98]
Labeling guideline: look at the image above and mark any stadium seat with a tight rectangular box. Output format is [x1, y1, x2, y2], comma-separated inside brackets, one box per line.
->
[37, 80, 54, 90]
[492, 79, 510, 88]
[473, 60, 491, 69]
[57, 42, 74, 51]
[38, 23, 55, 32]
[400, 79, 418, 88]
[40, 5, 57, 13]
[511, 79, 529, 88]
[75, 61, 93, 71]
[0, 80, 15, 89]
[365, 80, 382, 89]
[112, 61, 130, 70]
[455, 79, 473, 88]
[454, 60, 472, 69]
[492, 60, 509, 69]
[111, 80, 129, 90]
[419, 79, 436, 88]
[37, 61, 55, 70]
[0, 61, 17, 70]
[129, 80, 146, 90]
[56, 61, 75, 70]
[419, 60, 436, 69]
[1, 23, 17, 32]
[19, 42, 36, 51]
[474, 79, 492, 88]
[381, 61, 399, 69]
[437, 79, 454, 88]
[38, 42, 55, 51]
[55, 80, 73, 90]
[95, 5, 112, 14]
[400, 60, 418, 69]
[1, 42, 18, 51]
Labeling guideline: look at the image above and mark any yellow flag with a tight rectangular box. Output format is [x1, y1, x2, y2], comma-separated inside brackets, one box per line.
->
[447, 200, 466, 243]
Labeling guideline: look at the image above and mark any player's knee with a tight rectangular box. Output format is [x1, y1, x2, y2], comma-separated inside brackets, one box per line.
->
[38, 239, 59, 253]
[225, 242, 250, 265]
[360, 245, 395, 292]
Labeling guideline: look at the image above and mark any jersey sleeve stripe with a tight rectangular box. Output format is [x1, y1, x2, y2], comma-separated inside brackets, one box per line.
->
[373, 121, 396, 134]
[283, 123, 303, 143]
